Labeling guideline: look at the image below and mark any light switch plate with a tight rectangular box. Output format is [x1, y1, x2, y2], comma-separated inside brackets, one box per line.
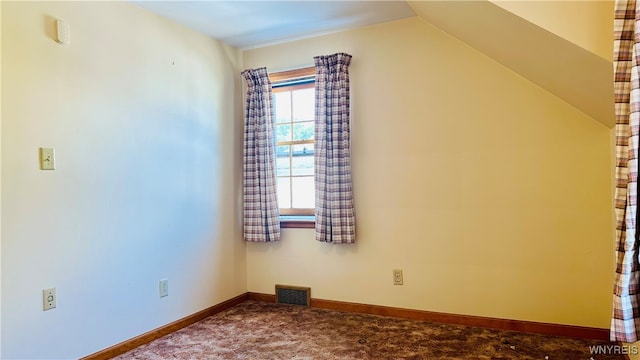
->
[40, 147, 55, 170]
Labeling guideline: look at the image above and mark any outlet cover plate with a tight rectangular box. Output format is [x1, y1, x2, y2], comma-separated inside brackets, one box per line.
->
[393, 269, 403, 285]
[43, 288, 56, 310]
[159, 279, 168, 298]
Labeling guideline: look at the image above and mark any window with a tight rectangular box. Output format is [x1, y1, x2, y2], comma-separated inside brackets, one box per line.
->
[271, 68, 315, 219]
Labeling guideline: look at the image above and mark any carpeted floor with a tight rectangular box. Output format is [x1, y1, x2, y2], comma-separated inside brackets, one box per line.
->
[114, 301, 626, 359]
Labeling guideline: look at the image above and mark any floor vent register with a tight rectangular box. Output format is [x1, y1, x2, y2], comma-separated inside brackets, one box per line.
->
[275, 285, 311, 306]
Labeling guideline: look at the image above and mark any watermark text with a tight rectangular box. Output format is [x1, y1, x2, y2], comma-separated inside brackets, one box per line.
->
[589, 344, 639, 355]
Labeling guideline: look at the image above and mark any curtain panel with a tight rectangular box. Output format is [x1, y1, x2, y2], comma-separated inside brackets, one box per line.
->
[241, 67, 281, 242]
[314, 53, 356, 244]
[612, 0, 640, 342]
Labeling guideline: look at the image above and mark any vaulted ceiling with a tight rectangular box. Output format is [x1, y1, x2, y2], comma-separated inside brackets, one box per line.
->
[134, 0, 615, 128]
[409, 1, 613, 128]
[133, 1, 416, 49]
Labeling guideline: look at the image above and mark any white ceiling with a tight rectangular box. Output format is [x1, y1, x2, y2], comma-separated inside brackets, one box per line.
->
[133, 1, 416, 49]
[133, 0, 613, 127]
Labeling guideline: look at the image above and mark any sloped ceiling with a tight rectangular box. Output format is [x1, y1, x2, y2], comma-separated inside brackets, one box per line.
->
[133, 1, 416, 49]
[134, 0, 614, 128]
[409, 1, 614, 128]
[490, 0, 613, 62]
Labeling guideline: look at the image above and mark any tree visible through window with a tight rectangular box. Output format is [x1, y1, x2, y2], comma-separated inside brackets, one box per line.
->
[271, 68, 315, 216]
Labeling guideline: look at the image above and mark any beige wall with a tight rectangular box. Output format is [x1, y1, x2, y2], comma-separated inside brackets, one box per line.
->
[243, 17, 614, 328]
[0, 2, 617, 357]
[1, 2, 244, 358]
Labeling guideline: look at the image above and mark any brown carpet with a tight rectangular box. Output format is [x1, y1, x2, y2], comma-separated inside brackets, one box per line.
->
[114, 301, 625, 359]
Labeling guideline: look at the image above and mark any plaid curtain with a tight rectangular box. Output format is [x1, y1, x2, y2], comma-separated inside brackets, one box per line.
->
[314, 53, 356, 244]
[612, 0, 640, 342]
[241, 67, 280, 242]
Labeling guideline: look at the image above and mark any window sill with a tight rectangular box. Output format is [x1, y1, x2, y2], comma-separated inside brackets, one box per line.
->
[280, 216, 315, 229]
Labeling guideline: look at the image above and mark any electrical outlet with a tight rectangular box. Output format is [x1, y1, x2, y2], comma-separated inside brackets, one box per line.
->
[393, 269, 403, 285]
[43, 288, 56, 310]
[159, 279, 168, 298]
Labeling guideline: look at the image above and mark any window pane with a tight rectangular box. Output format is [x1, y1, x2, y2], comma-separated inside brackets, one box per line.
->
[293, 121, 314, 141]
[274, 92, 291, 123]
[292, 144, 313, 176]
[277, 177, 291, 209]
[276, 145, 290, 177]
[276, 123, 291, 143]
[292, 176, 315, 208]
[292, 88, 314, 122]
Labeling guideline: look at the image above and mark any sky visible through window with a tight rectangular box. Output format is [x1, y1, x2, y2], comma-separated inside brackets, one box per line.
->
[274, 87, 315, 212]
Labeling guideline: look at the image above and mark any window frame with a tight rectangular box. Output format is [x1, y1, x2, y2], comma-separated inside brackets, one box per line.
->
[270, 67, 316, 228]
